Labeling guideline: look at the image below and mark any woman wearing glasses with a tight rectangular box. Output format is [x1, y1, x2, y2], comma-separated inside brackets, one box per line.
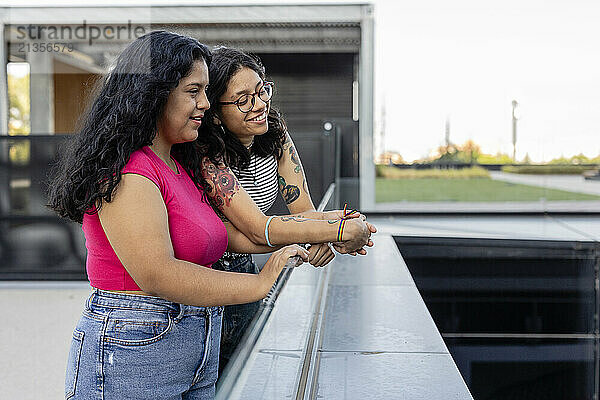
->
[197, 47, 377, 372]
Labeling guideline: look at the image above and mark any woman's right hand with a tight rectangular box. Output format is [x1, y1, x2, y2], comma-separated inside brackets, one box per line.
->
[259, 245, 310, 295]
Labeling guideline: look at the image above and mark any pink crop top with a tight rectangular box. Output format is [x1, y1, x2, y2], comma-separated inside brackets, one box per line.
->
[82, 146, 228, 290]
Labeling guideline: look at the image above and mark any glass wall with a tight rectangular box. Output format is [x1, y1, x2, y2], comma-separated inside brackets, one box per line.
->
[1, 8, 363, 278]
[371, 1, 600, 213]
[0, 135, 85, 279]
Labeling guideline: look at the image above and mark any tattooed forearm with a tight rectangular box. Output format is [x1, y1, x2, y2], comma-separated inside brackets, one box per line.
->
[327, 220, 338, 224]
[279, 216, 309, 223]
[278, 175, 300, 205]
[289, 214, 308, 219]
[201, 157, 240, 210]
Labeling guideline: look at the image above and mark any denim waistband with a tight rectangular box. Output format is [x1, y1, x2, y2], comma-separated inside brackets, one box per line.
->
[219, 252, 252, 262]
[88, 288, 223, 318]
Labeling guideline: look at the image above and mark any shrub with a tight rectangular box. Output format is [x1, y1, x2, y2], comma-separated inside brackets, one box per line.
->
[376, 165, 490, 179]
[501, 165, 598, 175]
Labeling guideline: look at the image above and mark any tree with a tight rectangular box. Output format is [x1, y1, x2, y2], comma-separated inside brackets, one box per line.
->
[8, 71, 30, 135]
[477, 152, 513, 165]
[549, 154, 593, 165]
[431, 140, 481, 164]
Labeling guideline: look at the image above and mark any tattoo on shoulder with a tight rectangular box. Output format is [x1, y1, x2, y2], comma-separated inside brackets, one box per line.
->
[289, 146, 302, 174]
[283, 134, 292, 149]
[216, 209, 229, 223]
[201, 157, 240, 210]
[278, 176, 300, 205]
[282, 135, 302, 174]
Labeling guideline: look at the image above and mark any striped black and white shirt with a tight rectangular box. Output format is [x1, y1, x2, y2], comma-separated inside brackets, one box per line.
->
[230, 153, 279, 213]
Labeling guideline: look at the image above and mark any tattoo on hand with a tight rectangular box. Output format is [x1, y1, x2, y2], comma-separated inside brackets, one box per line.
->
[201, 157, 240, 210]
[278, 176, 300, 204]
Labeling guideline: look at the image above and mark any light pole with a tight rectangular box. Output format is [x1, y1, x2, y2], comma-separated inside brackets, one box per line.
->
[445, 116, 451, 151]
[512, 100, 518, 162]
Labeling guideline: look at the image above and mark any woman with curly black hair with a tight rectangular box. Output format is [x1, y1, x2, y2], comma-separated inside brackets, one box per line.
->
[195, 47, 377, 373]
[48, 31, 311, 400]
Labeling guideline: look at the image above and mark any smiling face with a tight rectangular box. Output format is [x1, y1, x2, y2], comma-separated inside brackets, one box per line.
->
[217, 67, 270, 145]
[156, 59, 210, 147]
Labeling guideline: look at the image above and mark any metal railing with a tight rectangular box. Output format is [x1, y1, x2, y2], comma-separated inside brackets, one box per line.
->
[215, 182, 337, 399]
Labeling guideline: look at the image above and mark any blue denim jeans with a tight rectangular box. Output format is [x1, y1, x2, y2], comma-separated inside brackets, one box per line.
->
[65, 288, 223, 399]
[212, 255, 260, 374]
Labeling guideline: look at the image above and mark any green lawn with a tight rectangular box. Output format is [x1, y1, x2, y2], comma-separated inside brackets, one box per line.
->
[376, 178, 600, 203]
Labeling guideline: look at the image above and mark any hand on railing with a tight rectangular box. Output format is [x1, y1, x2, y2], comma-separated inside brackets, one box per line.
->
[306, 243, 336, 268]
[259, 245, 309, 293]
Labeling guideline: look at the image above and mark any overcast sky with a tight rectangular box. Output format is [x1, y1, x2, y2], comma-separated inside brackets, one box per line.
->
[6, 0, 600, 162]
[375, 0, 600, 162]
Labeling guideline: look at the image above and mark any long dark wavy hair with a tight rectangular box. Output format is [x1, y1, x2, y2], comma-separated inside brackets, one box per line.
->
[196, 47, 287, 169]
[47, 31, 212, 223]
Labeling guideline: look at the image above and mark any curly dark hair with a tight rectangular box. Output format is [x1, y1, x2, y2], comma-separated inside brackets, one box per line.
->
[196, 47, 287, 169]
[47, 31, 212, 223]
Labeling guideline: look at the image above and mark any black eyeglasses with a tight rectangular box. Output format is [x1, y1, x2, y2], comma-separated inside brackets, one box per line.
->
[218, 81, 274, 113]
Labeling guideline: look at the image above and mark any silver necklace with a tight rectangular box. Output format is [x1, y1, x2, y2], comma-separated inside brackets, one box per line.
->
[250, 153, 257, 185]
[245, 140, 257, 185]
